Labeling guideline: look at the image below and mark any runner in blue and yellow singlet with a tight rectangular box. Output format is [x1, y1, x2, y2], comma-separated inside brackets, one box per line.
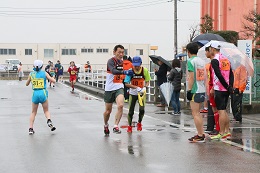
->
[26, 60, 56, 135]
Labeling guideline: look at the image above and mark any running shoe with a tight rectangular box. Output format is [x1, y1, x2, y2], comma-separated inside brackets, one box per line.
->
[113, 127, 121, 134]
[47, 119, 56, 131]
[210, 133, 223, 140]
[124, 99, 129, 103]
[208, 129, 219, 136]
[188, 134, 205, 143]
[127, 126, 132, 133]
[104, 125, 110, 135]
[222, 132, 231, 139]
[72, 88, 74, 92]
[200, 109, 208, 113]
[29, 128, 35, 135]
[137, 123, 142, 131]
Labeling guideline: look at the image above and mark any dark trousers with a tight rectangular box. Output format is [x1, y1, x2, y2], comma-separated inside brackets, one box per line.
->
[231, 92, 243, 121]
[206, 100, 215, 131]
[128, 95, 145, 125]
[123, 81, 129, 100]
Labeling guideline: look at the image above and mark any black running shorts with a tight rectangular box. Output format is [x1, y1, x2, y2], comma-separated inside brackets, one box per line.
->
[214, 90, 229, 110]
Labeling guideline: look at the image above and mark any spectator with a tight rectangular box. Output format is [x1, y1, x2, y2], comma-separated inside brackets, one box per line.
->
[168, 59, 182, 115]
[231, 65, 247, 123]
[55, 60, 62, 82]
[155, 60, 168, 107]
[18, 62, 24, 81]
[84, 61, 92, 80]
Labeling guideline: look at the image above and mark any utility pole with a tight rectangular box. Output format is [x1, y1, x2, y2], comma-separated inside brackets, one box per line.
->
[174, 0, 178, 58]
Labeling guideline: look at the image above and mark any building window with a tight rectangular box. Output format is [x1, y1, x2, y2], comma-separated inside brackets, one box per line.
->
[103, 49, 108, 53]
[0, 49, 16, 55]
[25, 49, 32, 55]
[136, 49, 143, 55]
[96, 48, 102, 53]
[62, 49, 76, 55]
[96, 48, 109, 53]
[44, 49, 54, 58]
[124, 49, 128, 55]
[81, 48, 93, 53]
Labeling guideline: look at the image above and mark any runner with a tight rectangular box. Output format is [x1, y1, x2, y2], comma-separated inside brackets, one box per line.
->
[103, 45, 133, 135]
[124, 56, 151, 133]
[122, 56, 133, 103]
[205, 46, 220, 135]
[186, 42, 206, 143]
[68, 61, 78, 92]
[26, 60, 56, 135]
[49, 62, 56, 87]
[209, 41, 234, 140]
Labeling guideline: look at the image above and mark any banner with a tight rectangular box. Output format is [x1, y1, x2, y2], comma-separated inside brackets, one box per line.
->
[237, 40, 252, 94]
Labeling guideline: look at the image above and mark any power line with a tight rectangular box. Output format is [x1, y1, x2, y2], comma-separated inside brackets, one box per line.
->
[0, 0, 154, 10]
[0, 0, 165, 15]
[0, 1, 167, 18]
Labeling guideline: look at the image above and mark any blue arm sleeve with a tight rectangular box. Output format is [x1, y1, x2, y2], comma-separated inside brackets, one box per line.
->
[124, 75, 131, 83]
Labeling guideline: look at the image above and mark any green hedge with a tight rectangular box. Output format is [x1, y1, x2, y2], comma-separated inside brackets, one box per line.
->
[210, 31, 239, 44]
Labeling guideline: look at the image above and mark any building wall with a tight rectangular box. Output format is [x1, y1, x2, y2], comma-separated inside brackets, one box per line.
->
[201, 0, 260, 38]
[0, 43, 150, 69]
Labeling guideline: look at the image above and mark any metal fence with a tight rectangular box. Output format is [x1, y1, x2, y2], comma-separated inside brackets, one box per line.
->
[78, 69, 157, 102]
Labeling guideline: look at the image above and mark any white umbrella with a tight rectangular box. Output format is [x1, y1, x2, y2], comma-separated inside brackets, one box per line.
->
[160, 82, 174, 111]
[197, 41, 254, 77]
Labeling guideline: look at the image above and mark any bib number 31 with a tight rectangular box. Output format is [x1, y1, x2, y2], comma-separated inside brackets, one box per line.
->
[32, 79, 44, 89]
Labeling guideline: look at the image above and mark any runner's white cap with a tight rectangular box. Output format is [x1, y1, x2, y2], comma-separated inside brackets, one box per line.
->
[210, 41, 221, 49]
[34, 60, 43, 68]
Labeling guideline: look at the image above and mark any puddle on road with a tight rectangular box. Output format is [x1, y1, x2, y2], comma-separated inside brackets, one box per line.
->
[70, 91, 98, 101]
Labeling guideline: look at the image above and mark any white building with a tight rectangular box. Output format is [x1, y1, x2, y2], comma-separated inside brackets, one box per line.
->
[0, 43, 151, 70]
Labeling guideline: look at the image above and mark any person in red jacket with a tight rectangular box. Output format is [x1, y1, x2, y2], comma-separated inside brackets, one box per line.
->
[68, 61, 78, 92]
[122, 56, 133, 102]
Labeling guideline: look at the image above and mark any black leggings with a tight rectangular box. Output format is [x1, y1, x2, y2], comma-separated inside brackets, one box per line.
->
[128, 95, 145, 126]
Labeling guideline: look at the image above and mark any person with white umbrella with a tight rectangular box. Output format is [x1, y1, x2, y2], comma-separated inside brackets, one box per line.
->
[209, 41, 234, 140]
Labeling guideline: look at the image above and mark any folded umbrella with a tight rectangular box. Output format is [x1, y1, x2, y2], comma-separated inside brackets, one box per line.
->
[159, 82, 174, 111]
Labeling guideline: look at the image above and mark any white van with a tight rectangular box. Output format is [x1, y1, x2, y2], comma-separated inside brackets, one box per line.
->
[5, 59, 20, 71]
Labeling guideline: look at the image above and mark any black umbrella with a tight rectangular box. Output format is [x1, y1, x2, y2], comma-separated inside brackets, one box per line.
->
[149, 55, 172, 69]
[193, 33, 226, 42]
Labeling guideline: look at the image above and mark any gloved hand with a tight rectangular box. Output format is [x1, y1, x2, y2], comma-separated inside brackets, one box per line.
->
[123, 70, 133, 76]
[186, 90, 193, 101]
[233, 88, 239, 94]
[227, 85, 233, 94]
[136, 87, 142, 92]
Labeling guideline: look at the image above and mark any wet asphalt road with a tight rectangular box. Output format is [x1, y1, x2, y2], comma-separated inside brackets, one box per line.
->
[0, 80, 259, 173]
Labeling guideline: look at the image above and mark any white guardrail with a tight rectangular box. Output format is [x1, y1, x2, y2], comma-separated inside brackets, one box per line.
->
[78, 70, 157, 102]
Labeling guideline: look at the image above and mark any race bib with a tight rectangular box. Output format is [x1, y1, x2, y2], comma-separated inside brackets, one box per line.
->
[113, 75, 123, 83]
[220, 59, 230, 71]
[196, 68, 204, 81]
[131, 79, 144, 88]
[32, 78, 44, 89]
[71, 71, 76, 75]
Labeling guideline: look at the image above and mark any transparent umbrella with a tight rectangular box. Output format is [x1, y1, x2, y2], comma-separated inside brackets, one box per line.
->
[197, 41, 254, 76]
[160, 82, 174, 111]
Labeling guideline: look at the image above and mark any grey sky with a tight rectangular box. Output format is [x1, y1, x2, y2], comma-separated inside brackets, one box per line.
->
[0, 0, 200, 60]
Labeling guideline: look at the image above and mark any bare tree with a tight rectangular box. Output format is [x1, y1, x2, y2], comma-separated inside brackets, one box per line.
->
[189, 24, 200, 42]
[200, 14, 214, 33]
[242, 10, 260, 42]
